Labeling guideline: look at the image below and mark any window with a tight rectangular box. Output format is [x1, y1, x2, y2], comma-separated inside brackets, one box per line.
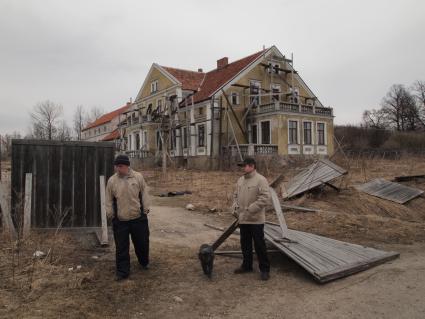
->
[198, 107, 203, 116]
[289, 120, 298, 144]
[170, 129, 176, 150]
[151, 80, 158, 93]
[197, 124, 205, 147]
[156, 131, 162, 150]
[249, 80, 261, 106]
[157, 99, 163, 113]
[182, 127, 188, 148]
[260, 121, 271, 145]
[104, 126, 107, 132]
[317, 123, 325, 145]
[303, 122, 312, 145]
[251, 124, 258, 144]
[231, 92, 240, 105]
[267, 62, 280, 74]
[290, 87, 300, 104]
[135, 133, 140, 150]
[271, 84, 281, 102]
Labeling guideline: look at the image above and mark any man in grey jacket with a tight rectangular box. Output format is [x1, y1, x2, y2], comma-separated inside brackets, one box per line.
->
[233, 157, 271, 281]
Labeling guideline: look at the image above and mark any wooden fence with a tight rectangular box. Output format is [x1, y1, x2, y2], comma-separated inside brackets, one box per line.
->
[11, 140, 114, 228]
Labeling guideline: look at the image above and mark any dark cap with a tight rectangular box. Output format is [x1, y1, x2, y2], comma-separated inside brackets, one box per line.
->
[237, 157, 256, 167]
[114, 154, 130, 166]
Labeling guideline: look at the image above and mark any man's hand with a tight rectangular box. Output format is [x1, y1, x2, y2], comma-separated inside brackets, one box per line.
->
[232, 205, 239, 219]
[144, 209, 150, 215]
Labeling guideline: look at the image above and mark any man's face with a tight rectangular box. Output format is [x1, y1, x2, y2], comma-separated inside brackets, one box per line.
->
[244, 164, 255, 174]
[115, 164, 129, 176]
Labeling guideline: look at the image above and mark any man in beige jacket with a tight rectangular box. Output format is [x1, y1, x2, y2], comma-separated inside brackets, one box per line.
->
[233, 157, 271, 280]
[106, 154, 151, 281]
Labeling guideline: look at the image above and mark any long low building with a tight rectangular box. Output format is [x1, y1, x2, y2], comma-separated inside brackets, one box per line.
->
[81, 103, 130, 146]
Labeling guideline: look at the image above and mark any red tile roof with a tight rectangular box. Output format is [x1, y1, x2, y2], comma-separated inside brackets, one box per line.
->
[83, 104, 130, 131]
[161, 66, 205, 91]
[190, 49, 266, 104]
[102, 129, 121, 141]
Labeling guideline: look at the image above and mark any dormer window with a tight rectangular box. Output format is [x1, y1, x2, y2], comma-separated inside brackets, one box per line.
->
[151, 80, 158, 93]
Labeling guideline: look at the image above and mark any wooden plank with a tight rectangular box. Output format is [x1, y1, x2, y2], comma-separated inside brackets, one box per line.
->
[99, 175, 109, 246]
[283, 159, 347, 199]
[269, 187, 290, 239]
[23, 173, 32, 238]
[211, 219, 239, 251]
[264, 223, 400, 283]
[0, 181, 16, 239]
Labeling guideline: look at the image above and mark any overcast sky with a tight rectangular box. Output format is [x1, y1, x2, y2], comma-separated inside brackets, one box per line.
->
[1, 0, 424, 135]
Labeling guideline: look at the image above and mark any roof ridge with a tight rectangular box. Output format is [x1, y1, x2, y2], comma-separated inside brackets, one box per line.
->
[205, 48, 268, 74]
[161, 65, 205, 74]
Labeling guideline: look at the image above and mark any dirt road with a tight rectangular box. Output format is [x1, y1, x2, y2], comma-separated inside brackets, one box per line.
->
[2, 203, 425, 318]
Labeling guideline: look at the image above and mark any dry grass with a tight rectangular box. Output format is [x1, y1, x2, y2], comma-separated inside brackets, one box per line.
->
[142, 154, 425, 245]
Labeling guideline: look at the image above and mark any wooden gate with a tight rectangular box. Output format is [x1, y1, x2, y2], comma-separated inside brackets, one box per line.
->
[11, 140, 114, 228]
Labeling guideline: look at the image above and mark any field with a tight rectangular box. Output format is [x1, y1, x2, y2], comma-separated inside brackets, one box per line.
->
[1, 155, 425, 318]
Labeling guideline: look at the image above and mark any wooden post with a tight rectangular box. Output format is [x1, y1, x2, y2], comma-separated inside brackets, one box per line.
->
[269, 187, 289, 239]
[0, 181, 16, 239]
[23, 173, 32, 238]
[98, 175, 109, 246]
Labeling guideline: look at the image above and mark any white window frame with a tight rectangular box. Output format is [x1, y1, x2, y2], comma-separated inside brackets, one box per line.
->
[259, 120, 272, 145]
[288, 119, 300, 145]
[231, 92, 240, 105]
[151, 80, 158, 93]
[316, 121, 327, 146]
[302, 120, 313, 145]
[157, 99, 162, 112]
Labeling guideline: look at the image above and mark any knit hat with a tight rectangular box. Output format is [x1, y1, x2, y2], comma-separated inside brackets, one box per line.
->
[114, 154, 130, 166]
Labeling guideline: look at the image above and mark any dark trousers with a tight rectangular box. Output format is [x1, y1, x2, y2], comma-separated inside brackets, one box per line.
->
[112, 216, 150, 278]
[239, 224, 270, 273]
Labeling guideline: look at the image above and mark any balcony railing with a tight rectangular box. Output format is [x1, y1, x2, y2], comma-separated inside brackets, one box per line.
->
[222, 144, 278, 158]
[252, 102, 333, 117]
[126, 150, 153, 159]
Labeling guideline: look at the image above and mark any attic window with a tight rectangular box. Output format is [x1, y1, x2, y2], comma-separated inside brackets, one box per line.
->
[268, 62, 280, 74]
[151, 80, 158, 93]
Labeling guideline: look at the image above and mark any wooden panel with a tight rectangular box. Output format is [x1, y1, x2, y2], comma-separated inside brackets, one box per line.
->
[264, 223, 399, 283]
[283, 159, 347, 199]
[355, 178, 423, 204]
[11, 140, 115, 228]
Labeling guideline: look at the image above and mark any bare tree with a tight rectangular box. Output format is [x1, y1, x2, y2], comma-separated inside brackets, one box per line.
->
[73, 105, 85, 140]
[362, 109, 386, 129]
[86, 106, 104, 125]
[57, 120, 72, 141]
[30, 101, 63, 140]
[381, 84, 418, 131]
[412, 81, 425, 128]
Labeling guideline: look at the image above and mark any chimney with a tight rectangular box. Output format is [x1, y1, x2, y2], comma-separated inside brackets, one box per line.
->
[217, 57, 228, 69]
[198, 68, 203, 72]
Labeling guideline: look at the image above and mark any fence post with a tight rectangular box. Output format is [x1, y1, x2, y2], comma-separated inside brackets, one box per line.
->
[99, 176, 109, 246]
[23, 173, 32, 238]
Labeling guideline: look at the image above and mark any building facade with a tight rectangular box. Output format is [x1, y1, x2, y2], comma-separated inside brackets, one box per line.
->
[123, 45, 334, 168]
